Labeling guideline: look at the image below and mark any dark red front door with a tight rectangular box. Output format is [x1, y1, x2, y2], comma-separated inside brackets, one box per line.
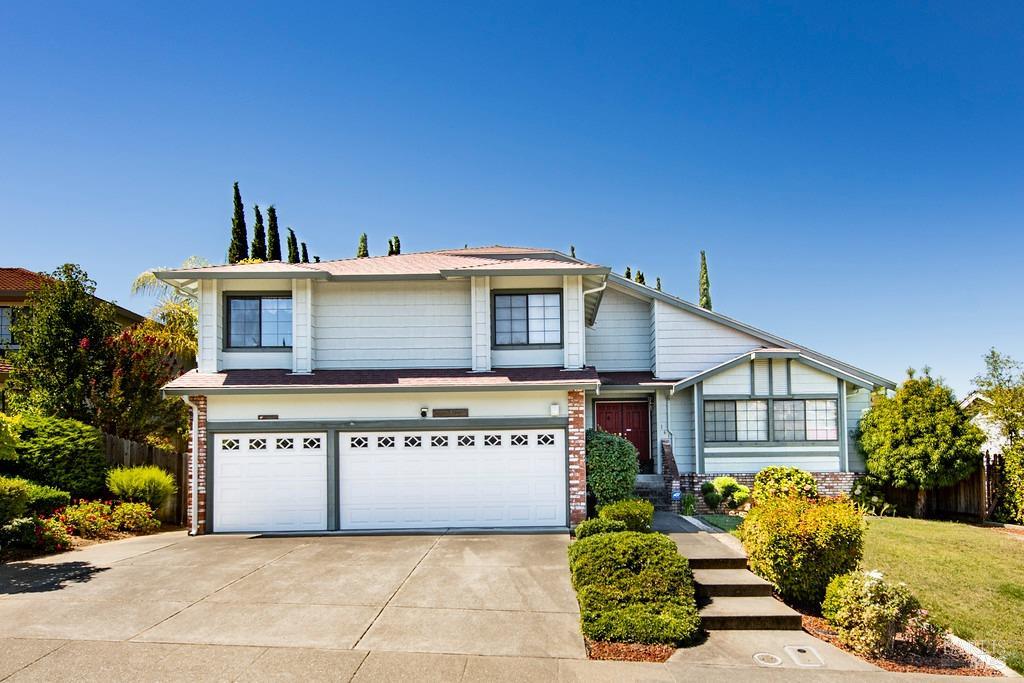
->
[595, 401, 652, 473]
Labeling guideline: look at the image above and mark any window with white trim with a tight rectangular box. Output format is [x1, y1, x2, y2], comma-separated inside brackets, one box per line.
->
[493, 292, 561, 346]
[704, 398, 838, 443]
[226, 295, 292, 349]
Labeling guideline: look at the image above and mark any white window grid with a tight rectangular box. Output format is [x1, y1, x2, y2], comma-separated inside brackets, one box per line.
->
[377, 436, 395, 448]
[457, 434, 475, 447]
[537, 433, 556, 446]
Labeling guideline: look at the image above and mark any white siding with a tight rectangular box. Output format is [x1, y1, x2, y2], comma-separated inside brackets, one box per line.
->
[846, 385, 872, 472]
[585, 286, 653, 371]
[471, 276, 491, 372]
[753, 359, 770, 396]
[705, 451, 840, 474]
[197, 279, 219, 373]
[667, 388, 696, 473]
[292, 279, 312, 373]
[772, 358, 789, 395]
[312, 280, 472, 369]
[653, 300, 764, 378]
[703, 363, 752, 395]
[563, 275, 584, 369]
[790, 360, 838, 394]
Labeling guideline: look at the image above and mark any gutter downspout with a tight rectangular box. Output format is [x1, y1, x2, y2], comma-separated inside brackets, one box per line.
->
[181, 396, 199, 536]
[582, 281, 607, 297]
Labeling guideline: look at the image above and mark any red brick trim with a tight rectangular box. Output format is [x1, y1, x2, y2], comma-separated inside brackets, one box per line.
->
[186, 395, 208, 535]
[681, 471, 862, 514]
[567, 389, 587, 526]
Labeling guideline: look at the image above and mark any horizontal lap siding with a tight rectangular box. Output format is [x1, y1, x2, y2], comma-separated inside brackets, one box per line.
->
[585, 287, 653, 371]
[846, 386, 871, 472]
[312, 281, 472, 369]
[653, 300, 764, 378]
[789, 362, 837, 393]
[668, 389, 696, 472]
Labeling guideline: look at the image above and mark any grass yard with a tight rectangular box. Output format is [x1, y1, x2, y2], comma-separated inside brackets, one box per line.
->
[861, 516, 1024, 673]
[697, 513, 743, 536]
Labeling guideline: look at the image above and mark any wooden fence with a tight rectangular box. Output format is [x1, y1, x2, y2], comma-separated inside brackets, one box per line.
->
[884, 452, 1004, 520]
[102, 433, 188, 525]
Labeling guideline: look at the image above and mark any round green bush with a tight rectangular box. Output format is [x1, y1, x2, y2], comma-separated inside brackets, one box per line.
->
[106, 465, 177, 509]
[6, 415, 107, 499]
[742, 496, 864, 606]
[823, 570, 920, 656]
[62, 501, 116, 539]
[574, 518, 627, 539]
[597, 499, 654, 532]
[0, 476, 31, 525]
[111, 502, 160, 533]
[23, 481, 71, 517]
[585, 429, 639, 507]
[752, 466, 819, 502]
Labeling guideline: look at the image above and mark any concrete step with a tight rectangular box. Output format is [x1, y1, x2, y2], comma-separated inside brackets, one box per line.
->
[699, 596, 803, 630]
[686, 555, 748, 570]
[692, 568, 773, 597]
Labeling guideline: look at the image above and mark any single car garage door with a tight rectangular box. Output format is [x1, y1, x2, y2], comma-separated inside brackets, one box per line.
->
[339, 429, 566, 530]
[213, 432, 328, 532]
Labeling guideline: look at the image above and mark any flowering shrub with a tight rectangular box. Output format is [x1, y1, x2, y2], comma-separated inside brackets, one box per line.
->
[849, 476, 894, 516]
[752, 466, 818, 502]
[822, 570, 920, 656]
[0, 516, 72, 553]
[111, 502, 160, 533]
[62, 501, 115, 538]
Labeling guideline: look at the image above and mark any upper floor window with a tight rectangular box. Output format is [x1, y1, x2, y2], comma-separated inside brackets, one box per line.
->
[0, 307, 15, 346]
[493, 292, 562, 347]
[226, 296, 292, 349]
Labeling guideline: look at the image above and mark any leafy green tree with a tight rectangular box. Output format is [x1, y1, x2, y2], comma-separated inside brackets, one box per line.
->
[266, 206, 282, 261]
[6, 265, 119, 423]
[0, 414, 21, 461]
[858, 369, 984, 517]
[973, 348, 1024, 523]
[250, 205, 267, 260]
[699, 250, 712, 310]
[623, 266, 631, 280]
[357, 233, 369, 258]
[286, 228, 300, 264]
[227, 182, 248, 263]
[300, 242, 310, 263]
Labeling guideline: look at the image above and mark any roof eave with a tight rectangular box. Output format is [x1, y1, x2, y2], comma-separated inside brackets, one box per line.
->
[162, 380, 602, 396]
[439, 266, 611, 278]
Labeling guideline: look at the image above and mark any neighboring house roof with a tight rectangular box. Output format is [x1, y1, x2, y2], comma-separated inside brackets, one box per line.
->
[959, 391, 993, 410]
[0, 267, 146, 324]
[163, 367, 602, 395]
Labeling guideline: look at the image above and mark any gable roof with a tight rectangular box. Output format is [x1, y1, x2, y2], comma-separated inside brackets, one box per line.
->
[670, 348, 877, 392]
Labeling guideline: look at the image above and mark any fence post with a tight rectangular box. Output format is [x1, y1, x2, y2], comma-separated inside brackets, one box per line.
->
[980, 452, 989, 521]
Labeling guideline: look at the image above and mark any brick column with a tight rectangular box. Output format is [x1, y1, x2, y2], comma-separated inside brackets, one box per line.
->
[186, 395, 208, 535]
[567, 389, 587, 526]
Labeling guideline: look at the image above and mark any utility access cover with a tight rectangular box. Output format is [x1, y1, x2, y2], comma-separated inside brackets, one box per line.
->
[785, 645, 825, 668]
[752, 653, 783, 667]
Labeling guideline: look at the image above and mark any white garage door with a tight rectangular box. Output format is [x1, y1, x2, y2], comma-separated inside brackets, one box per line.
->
[213, 432, 328, 532]
[339, 429, 566, 530]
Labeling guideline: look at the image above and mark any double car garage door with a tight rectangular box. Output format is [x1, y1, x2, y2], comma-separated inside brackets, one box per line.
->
[213, 429, 567, 532]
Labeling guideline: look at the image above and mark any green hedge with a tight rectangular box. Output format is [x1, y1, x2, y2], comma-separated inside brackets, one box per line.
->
[585, 429, 639, 507]
[0, 476, 31, 525]
[574, 518, 627, 539]
[568, 531, 701, 645]
[741, 496, 864, 606]
[597, 499, 654, 532]
[23, 481, 71, 516]
[5, 415, 107, 499]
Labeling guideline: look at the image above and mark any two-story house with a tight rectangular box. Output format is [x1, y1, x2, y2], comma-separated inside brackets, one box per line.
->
[157, 246, 893, 534]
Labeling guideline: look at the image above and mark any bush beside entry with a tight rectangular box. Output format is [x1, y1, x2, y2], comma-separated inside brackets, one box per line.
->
[741, 496, 865, 606]
[585, 429, 639, 507]
[574, 518, 627, 539]
[597, 499, 654, 532]
[823, 571, 925, 657]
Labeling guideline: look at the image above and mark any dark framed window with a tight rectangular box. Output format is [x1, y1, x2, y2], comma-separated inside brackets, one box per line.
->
[773, 400, 806, 441]
[0, 307, 16, 346]
[704, 399, 768, 442]
[704, 400, 736, 442]
[226, 295, 292, 349]
[493, 291, 562, 347]
[771, 399, 838, 441]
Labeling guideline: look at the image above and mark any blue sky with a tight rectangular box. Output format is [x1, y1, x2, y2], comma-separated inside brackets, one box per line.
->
[2, 2, 1021, 395]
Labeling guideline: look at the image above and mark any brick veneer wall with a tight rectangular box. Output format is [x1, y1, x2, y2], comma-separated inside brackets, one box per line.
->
[567, 389, 587, 526]
[680, 471, 862, 514]
[186, 395, 208, 535]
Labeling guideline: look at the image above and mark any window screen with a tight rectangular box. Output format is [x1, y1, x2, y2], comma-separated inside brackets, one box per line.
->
[773, 400, 806, 441]
[494, 292, 561, 346]
[227, 296, 292, 348]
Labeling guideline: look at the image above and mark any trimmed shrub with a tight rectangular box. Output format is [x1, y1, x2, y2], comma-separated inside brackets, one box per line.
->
[111, 502, 160, 533]
[6, 415, 107, 498]
[23, 481, 71, 517]
[585, 429, 639, 506]
[703, 477, 750, 511]
[62, 501, 115, 538]
[597, 499, 654, 532]
[568, 532, 701, 645]
[0, 476, 31, 525]
[574, 518, 627, 539]
[0, 516, 72, 553]
[752, 466, 818, 502]
[822, 571, 920, 656]
[742, 496, 864, 606]
[106, 465, 177, 509]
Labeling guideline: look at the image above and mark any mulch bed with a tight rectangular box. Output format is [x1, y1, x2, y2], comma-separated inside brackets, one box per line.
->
[585, 638, 675, 662]
[1, 526, 184, 564]
[802, 614, 1002, 676]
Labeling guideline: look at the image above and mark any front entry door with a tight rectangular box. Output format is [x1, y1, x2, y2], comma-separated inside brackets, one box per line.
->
[595, 401, 652, 473]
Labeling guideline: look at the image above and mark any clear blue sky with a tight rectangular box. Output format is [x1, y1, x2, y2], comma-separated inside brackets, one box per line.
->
[2, 2, 1021, 395]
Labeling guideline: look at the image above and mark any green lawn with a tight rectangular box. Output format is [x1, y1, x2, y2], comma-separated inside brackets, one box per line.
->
[861, 517, 1024, 673]
[697, 513, 743, 536]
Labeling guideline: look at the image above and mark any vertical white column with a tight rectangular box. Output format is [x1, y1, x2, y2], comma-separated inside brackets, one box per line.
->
[471, 276, 491, 372]
[291, 278, 313, 374]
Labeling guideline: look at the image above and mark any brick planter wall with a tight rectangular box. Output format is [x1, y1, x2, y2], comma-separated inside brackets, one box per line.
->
[186, 395, 207, 535]
[567, 389, 587, 526]
[680, 471, 862, 514]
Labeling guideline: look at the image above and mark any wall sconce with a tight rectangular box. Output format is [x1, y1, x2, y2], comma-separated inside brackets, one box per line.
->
[420, 407, 429, 418]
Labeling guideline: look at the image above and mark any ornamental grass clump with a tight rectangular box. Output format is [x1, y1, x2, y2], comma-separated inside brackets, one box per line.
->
[741, 496, 864, 606]
[106, 465, 177, 510]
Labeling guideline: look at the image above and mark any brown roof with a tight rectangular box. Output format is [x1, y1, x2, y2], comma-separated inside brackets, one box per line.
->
[163, 366, 601, 394]
[598, 371, 679, 387]
[0, 268, 49, 292]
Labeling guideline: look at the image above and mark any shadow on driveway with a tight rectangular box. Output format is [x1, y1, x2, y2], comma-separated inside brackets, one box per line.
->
[0, 560, 108, 595]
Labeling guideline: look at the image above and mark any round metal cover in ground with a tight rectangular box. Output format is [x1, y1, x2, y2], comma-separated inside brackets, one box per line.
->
[752, 653, 783, 667]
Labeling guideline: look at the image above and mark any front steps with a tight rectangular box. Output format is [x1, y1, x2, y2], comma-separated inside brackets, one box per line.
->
[652, 512, 803, 631]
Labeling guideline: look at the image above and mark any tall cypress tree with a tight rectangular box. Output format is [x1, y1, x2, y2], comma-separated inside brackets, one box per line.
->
[227, 182, 248, 263]
[387, 235, 402, 256]
[250, 205, 267, 260]
[300, 242, 310, 263]
[356, 233, 369, 258]
[569, 245, 576, 258]
[392, 235, 400, 255]
[624, 266, 631, 280]
[656, 277, 662, 291]
[266, 206, 282, 261]
[699, 250, 712, 310]
[286, 228, 300, 264]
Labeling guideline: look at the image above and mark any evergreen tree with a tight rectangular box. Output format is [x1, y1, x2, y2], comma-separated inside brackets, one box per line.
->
[357, 233, 369, 258]
[301, 242, 310, 263]
[635, 271, 646, 285]
[656, 277, 662, 291]
[624, 266, 631, 280]
[250, 205, 267, 260]
[699, 250, 712, 310]
[387, 235, 401, 256]
[227, 182, 248, 263]
[570, 245, 576, 258]
[313, 255, 320, 263]
[286, 228, 300, 264]
[266, 206, 282, 261]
